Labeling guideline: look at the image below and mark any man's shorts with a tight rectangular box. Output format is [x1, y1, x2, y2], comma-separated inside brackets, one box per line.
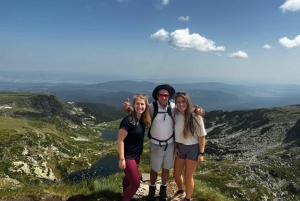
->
[177, 143, 199, 161]
[150, 141, 174, 172]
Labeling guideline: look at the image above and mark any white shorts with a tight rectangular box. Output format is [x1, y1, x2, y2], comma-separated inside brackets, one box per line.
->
[150, 141, 174, 172]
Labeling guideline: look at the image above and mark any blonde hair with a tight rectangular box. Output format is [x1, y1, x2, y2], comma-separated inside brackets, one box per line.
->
[175, 92, 204, 138]
[130, 94, 151, 128]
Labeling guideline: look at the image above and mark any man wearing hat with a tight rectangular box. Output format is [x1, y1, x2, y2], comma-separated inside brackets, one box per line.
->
[123, 84, 176, 201]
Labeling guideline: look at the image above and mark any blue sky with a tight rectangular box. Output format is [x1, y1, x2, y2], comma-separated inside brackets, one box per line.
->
[1, 0, 300, 84]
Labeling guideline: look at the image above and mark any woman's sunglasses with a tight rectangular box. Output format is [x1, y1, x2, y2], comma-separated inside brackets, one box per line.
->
[176, 91, 187, 95]
[134, 94, 148, 98]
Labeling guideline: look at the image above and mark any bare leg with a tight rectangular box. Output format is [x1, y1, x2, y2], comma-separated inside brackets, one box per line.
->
[173, 157, 185, 190]
[150, 168, 158, 185]
[184, 159, 198, 199]
[161, 168, 169, 185]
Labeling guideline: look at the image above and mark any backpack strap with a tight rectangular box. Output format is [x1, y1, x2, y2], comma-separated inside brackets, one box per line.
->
[148, 101, 175, 149]
[151, 101, 158, 122]
[167, 103, 175, 124]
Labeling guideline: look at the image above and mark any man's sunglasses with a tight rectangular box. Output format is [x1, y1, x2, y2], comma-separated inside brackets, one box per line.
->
[157, 94, 170, 98]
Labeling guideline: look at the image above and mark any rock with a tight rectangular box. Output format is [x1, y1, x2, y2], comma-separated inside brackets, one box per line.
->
[289, 183, 300, 194]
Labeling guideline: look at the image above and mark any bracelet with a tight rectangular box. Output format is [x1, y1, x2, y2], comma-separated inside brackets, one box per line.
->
[119, 159, 125, 161]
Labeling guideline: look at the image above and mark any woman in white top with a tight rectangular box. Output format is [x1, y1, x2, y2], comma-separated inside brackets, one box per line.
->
[173, 92, 207, 201]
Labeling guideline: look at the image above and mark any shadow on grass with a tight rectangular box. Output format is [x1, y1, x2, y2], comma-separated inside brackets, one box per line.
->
[66, 190, 122, 201]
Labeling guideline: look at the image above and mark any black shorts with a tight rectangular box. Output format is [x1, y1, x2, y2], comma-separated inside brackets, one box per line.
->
[178, 143, 200, 161]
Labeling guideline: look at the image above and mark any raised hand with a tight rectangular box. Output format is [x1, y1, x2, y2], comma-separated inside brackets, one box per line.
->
[194, 105, 204, 116]
[123, 98, 130, 109]
[123, 98, 133, 113]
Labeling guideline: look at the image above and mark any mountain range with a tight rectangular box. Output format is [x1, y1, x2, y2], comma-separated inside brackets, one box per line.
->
[1, 80, 300, 112]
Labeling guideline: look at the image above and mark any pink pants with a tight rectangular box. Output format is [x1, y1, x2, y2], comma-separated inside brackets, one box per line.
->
[122, 157, 140, 201]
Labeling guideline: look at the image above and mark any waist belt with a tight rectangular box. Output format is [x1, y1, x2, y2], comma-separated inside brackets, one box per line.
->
[151, 135, 173, 151]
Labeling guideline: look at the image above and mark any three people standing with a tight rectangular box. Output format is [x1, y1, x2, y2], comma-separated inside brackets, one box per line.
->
[120, 84, 207, 201]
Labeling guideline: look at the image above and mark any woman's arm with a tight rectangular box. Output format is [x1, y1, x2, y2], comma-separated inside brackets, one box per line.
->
[198, 136, 206, 165]
[117, 128, 128, 170]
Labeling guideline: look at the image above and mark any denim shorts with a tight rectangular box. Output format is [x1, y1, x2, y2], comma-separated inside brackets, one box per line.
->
[177, 143, 200, 161]
[150, 141, 174, 172]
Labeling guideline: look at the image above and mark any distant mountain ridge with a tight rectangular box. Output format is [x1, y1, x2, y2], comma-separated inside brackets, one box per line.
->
[1, 80, 300, 111]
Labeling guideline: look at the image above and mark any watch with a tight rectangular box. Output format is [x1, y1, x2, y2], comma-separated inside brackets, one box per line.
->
[199, 152, 205, 156]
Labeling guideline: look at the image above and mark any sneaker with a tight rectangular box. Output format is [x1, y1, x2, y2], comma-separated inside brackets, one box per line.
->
[180, 198, 191, 201]
[131, 195, 140, 200]
[171, 190, 185, 199]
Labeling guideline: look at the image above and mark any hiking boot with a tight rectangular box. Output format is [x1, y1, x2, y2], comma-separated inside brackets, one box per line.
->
[159, 185, 168, 201]
[171, 190, 185, 199]
[147, 185, 156, 201]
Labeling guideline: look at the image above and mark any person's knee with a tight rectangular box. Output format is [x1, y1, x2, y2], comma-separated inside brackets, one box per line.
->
[131, 179, 140, 190]
[151, 168, 158, 174]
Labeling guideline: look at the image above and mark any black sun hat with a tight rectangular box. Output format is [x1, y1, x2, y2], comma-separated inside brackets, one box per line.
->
[152, 84, 175, 101]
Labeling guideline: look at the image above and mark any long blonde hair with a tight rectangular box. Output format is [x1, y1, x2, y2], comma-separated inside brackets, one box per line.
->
[130, 94, 151, 128]
[175, 92, 204, 138]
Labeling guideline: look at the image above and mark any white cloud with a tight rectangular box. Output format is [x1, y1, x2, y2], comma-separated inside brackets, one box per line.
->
[228, 51, 248, 58]
[150, 28, 169, 41]
[156, 0, 170, 9]
[263, 44, 272, 49]
[178, 16, 190, 21]
[168, 28, 225, 51]
[161, 0, 170, 6]
[279, 35, 300, 48]
[280, 0, 300, 12]
[215, 53, 222, 56]
[117, 0, 129, 2]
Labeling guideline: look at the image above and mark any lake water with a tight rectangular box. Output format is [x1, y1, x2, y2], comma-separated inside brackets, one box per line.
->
[66, 155, 122, 183]
[101, 129, 118, 141]
[66, 129, 139, 182]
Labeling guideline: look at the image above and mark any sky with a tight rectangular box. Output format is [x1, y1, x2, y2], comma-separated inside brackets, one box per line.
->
[1, 0, 300, 84]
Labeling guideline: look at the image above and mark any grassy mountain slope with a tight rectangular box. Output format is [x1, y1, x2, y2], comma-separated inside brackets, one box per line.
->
[0, 92, 124, 187]
[201, 105, 300, 200]
[0, 92, 300, 200]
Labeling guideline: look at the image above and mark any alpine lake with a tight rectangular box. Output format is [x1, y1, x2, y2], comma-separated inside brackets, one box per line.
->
[66, 130, 121, 182]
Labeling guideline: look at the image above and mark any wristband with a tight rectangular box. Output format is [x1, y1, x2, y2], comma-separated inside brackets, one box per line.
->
[199, 152, 205, 156]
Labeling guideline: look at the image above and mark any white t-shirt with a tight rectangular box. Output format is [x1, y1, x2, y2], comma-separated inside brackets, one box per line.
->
[174, 113, 207, 145]
[149, 101, 175, 145]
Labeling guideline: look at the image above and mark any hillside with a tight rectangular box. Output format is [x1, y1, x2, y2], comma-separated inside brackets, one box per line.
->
[0, 92, 300, 200]
[202, 105, 300, 200]
[0, 92, 125, 187]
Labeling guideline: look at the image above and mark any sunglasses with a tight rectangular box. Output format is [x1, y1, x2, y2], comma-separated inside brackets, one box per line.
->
[176, 91, 187, 95]
[157, 94, 170, 98]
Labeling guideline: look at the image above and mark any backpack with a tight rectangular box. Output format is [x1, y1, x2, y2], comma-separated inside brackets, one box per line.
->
[151, 101, 175, 124]
[148, 101, 175, 151]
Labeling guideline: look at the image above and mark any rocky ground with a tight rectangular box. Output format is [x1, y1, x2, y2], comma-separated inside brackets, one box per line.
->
[0, 174, 181, 201]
